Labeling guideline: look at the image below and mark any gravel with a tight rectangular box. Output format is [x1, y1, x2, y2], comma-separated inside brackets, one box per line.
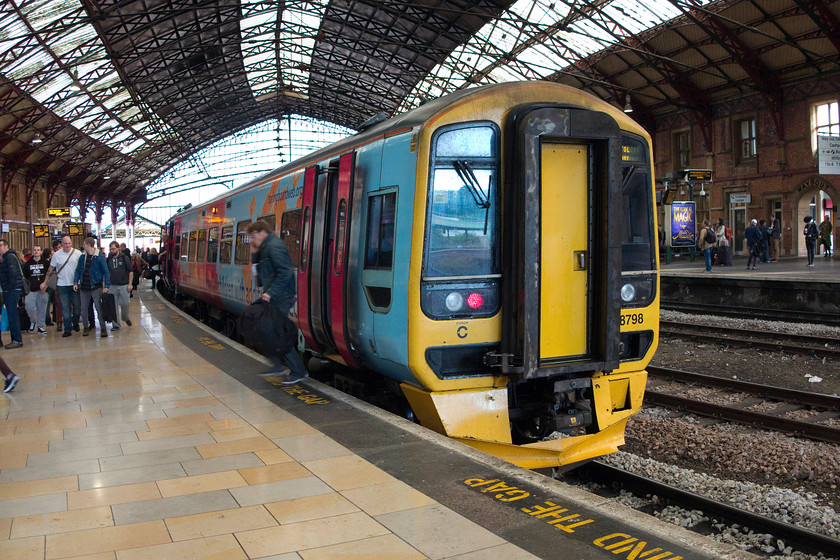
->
[565, 310, 840, 559]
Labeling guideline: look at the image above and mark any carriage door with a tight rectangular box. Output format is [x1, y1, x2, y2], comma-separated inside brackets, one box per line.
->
[298, 166, 325, 352]
[502, 106, 622, 379]
[326, 153, 358, 366]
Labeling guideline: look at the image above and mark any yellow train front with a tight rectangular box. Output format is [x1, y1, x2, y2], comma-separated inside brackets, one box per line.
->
[394, 82, 659, 469]
[164, 81, 659, 470]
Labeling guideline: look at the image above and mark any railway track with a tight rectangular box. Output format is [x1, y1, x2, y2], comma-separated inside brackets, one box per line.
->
[574, 461, 840, 558]
[661, 302, 840, 328]
[660, 320, 840, 358]
[645, 366, 840, 444]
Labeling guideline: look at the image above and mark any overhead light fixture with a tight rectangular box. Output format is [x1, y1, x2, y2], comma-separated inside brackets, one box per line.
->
[623, 95, 633, 113]
[699, 184, 706, 196]
[103, 176, 111, 180]
[32, 133, 43, 144]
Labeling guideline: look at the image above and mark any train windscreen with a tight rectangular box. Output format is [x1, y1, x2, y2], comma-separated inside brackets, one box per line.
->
[620, 135, 656, 273]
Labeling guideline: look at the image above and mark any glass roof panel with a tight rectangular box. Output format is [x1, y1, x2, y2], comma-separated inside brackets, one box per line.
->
[0, 0, 173, 155]
[240, 0, 328, 100]
[400, 0, 713, 112]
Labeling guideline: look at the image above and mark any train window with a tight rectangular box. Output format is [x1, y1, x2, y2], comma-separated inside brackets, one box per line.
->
[173, 233, 181, 261]
[333, 199, 347, 275]
[234, 220, 251, 265]
[424, 123, 500, 279]
[196, 229, 207, 262]
[220, 225, 233, 264]
[280, 209, 301, 268]
[300, 207, 311, 273]
[180, 233, 188, 260]
[207, 227, 219, 263]
[188, 231, 197, 261]
[365, 192, 396, 270]
[258, 214, 276, 234]
[620, 135, 656, 273]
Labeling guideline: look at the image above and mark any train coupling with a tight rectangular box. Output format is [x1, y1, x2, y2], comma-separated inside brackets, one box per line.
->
[483, 351, 523, 374]
[552, 378, 593, 431]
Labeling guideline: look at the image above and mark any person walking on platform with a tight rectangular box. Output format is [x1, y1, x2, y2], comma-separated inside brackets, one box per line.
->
[819, 217, 832, 258]
[22, 245, 49, 335]
[745, 219, 762, 270]
[0, 239, 25, 349]
[759, 219, 771, 262]
[2, 356, 19, 393]
[715, 218, 731, 266]
[107, 241, 134, 330]
[247, 220, 308, 384]
[43, 236, 81, 337]
[697, 219, 715, 272]
[769, 216, 781, 262]
[804, 216, 818, 267]
[73, 237, 110, 337]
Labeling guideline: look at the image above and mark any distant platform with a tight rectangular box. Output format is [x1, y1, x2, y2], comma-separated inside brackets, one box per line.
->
[661, 253, 840, 284]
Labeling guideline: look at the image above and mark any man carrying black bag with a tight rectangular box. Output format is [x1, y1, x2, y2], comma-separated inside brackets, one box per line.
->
[246, 220, 307, 384]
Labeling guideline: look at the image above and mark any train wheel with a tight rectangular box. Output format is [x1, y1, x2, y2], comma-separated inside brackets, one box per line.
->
[511, 415, 555, 444]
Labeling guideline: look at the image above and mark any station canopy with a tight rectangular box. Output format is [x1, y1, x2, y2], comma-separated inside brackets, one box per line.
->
[1, 0, 838, 206]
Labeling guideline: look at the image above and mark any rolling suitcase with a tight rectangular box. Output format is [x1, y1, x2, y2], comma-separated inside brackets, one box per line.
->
[100, 292, 117, 323]
[718, 244, 732, 266]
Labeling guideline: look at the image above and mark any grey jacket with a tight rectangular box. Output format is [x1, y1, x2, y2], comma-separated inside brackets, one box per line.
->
[253, 233, 295, 302]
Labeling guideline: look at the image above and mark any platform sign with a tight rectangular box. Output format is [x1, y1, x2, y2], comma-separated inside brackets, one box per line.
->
[668, 201, 696, 247]
[34, 225, 50, 237]
[684, 169, 712, 182]
[818, 135, 840, 174]
[67, 222, 85, 236]
[48, 207, 71, 218]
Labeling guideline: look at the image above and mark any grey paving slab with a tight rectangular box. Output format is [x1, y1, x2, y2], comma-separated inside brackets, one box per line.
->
[120, 433, 215, 455]
[27, 443, 124, 466]
[100, 446, 202, 471]
[111, 489, 239, 525]
[0, 459, 101, 483]
[181, 453, 264, 476]
[49, 431, 139, 451]
[78, 462, 187, 490]
[230, 477, 333, 507]
[63, 420, 150, 438]
[0, 492, 68, 519]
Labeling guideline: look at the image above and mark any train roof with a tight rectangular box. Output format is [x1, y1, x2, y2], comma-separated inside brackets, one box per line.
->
[168, 81, 618, 222]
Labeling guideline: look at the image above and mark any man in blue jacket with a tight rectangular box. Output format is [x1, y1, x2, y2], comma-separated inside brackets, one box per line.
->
[247, 220, 308, 384]
[745, 219, 762, 270]
[0, 239, 25, 349]
[73, 237, 110, 337]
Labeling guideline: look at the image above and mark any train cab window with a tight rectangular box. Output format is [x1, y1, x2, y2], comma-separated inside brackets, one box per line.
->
[280, 209, 301, 268]
[424, 123, 500, 279]
[207, 227, 219, 263]
[234, 220, 252, 265]
[174, 234, 181, 262]
[619, 135, 657, 308]
[196, 229, 207, 262]
[180, 233, 188, 261]
[188, 231, 198, 261]
[220, 225, 233, 264]
[258, 214, 276, 234]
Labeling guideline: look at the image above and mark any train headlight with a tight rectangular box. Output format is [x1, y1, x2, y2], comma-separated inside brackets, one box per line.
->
[445, 292, 464, 312]
[620, 283, 636, 302]
[619, 273, 656, 308]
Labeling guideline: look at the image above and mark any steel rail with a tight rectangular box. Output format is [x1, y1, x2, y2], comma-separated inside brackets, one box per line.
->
[661, 302, 840, 328]
[577, 461, 840, 558]
[660, 321, 840, 358]
[647, 366, 840, 410]
[644, 390, 840, 444]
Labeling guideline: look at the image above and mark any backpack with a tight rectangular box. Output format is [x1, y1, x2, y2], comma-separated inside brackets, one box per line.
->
[704, 227, 716, 244]
[725, 227, 732, 241]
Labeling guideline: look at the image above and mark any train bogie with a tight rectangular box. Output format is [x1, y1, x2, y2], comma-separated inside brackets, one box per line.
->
[163, 81, 659, 469]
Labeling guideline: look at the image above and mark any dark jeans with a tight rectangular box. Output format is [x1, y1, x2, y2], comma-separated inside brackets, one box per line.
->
[270, 296, 307, 379]
[702, 247, 712, 271]
[2, 289, 22, 344]
[747, 246, 759, 268]
[56, 285, 81, 333]
[806, 239, 816, 264]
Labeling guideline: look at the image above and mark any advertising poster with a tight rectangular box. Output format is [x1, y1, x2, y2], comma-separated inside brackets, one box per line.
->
[670, 201, 695, 247]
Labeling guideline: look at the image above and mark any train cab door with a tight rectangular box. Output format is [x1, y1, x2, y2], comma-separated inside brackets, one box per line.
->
[502, 106, 622, 379]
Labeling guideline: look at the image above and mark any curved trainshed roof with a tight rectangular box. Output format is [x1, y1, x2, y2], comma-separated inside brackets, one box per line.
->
[1, 0, 838, 206]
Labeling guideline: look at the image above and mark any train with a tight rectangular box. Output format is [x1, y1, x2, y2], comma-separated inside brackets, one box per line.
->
[160, 81, 660, 469]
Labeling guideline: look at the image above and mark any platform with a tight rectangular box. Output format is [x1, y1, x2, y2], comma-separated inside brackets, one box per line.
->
[0, 286, 754, 560]
[661, 252, 840, 282]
